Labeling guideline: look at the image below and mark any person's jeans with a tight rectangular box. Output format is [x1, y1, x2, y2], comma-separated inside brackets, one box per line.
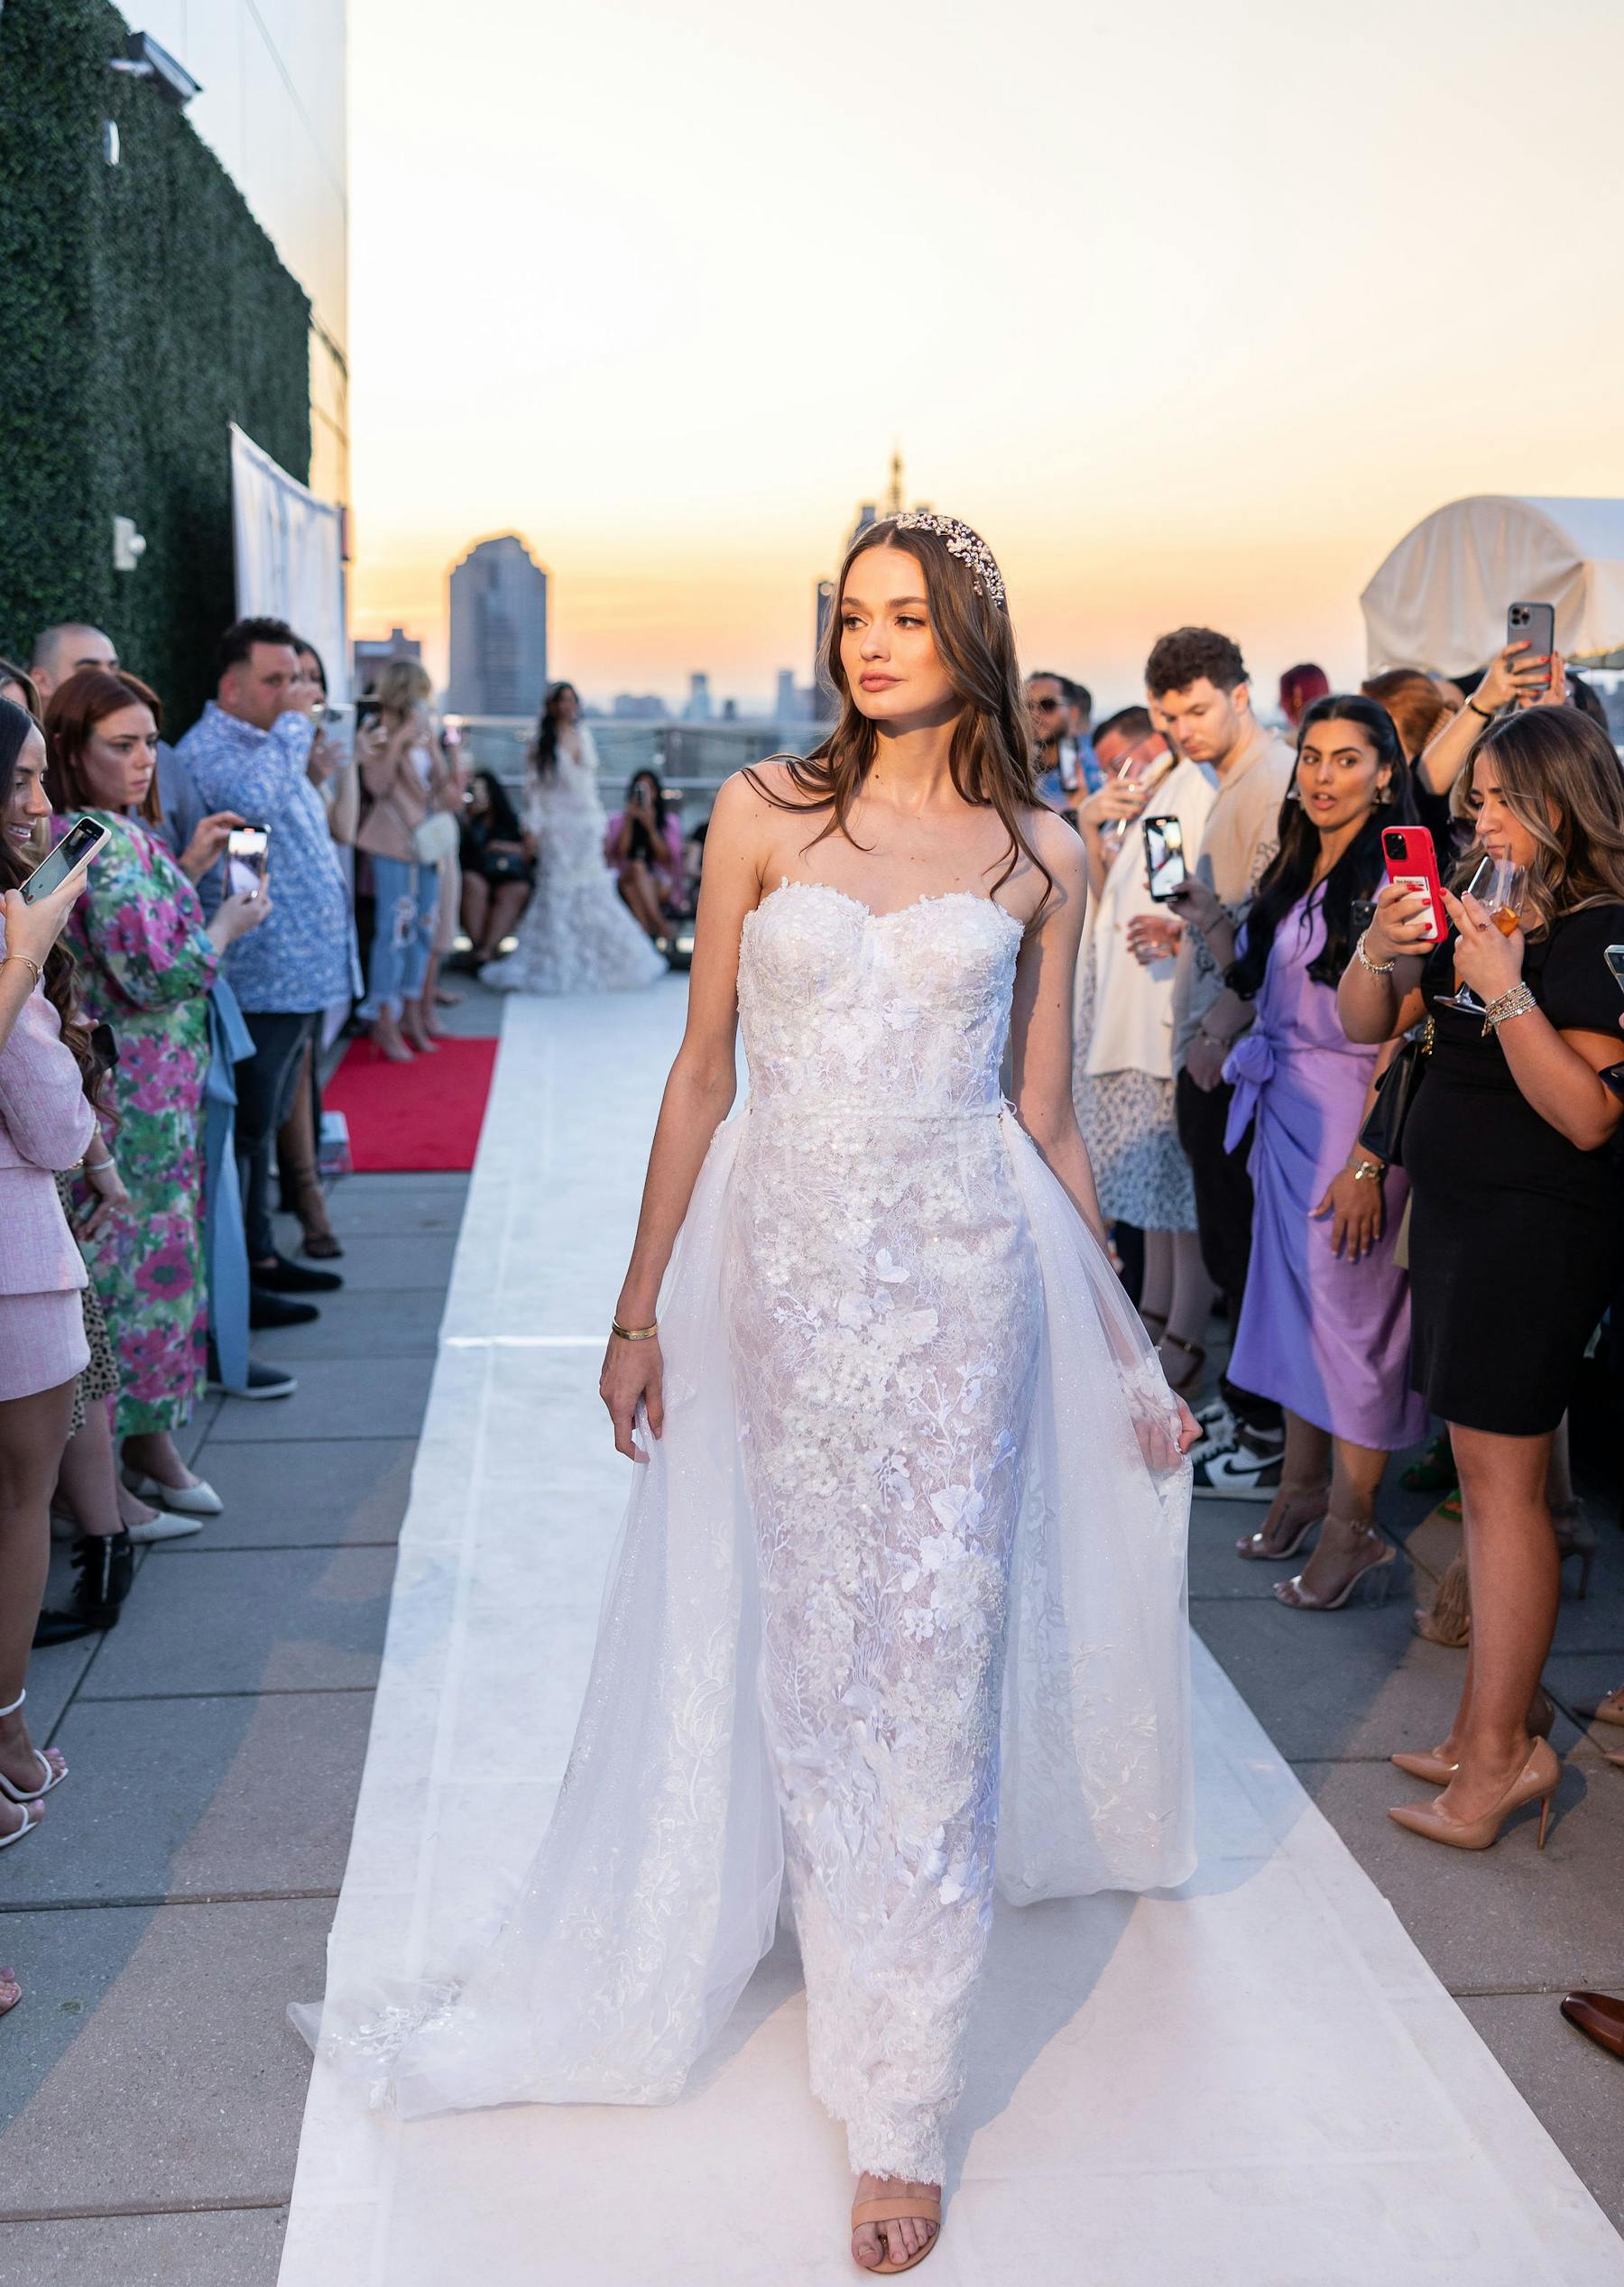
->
[359, 857, 438, 1019]
[1174, 1065, 1282, 1437]
[236, 1010, 320, 1266]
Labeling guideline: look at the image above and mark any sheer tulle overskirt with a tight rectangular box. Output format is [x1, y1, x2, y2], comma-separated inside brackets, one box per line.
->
[298, 1106, 1194, 2120]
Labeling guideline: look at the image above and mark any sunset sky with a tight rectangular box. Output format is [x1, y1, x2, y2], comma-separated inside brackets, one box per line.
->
[348, 0, 1624, 715]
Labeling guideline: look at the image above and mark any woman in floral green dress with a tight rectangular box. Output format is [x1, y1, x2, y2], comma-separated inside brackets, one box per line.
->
[44, 670, 263, 1499]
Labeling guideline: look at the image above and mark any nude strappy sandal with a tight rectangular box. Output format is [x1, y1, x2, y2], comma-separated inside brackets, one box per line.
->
[851, 2187, 942, 2274]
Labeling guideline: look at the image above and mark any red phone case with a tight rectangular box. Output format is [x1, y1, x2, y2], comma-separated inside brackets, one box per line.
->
[1382, 827, 1446, 943]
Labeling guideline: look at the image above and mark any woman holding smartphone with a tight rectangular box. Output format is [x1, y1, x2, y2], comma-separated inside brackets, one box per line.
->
[1340, 705, 1624, 1851]
[44, 670, 266, 1517]
[0, 696, 110, 1875]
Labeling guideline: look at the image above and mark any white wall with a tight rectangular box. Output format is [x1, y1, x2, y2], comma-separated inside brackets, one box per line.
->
[114, 3, 348, 498]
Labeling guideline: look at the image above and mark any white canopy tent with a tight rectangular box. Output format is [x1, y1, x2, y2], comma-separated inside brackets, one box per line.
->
[1360, 496, 1624, 677]
[229, 423, 348, 697]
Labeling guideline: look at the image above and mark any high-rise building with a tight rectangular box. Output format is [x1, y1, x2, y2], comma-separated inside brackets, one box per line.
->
[447, 536, 549, 717]
[612, 693, 669, 720]
[684, 672, 713, 723]
[353, 626, 421, 688]
[775, 669, 798, 723]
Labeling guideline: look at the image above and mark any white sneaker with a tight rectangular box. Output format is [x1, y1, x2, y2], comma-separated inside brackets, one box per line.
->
[1189, 1397, 1237, 1462]
[1191, 1439, 1285, 1501]
[125, 1511, 205, 1544]
[123, 1472, 223, 1517]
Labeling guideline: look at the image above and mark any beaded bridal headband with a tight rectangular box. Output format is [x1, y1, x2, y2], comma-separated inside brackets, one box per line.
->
[892, 512, 1008, 611]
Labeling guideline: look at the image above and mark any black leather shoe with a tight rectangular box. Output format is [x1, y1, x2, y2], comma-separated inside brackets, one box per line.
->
[252, 1251, 343, 1295]
[206, 1342, 298, 1397]
[250, 1287, 320, 1330]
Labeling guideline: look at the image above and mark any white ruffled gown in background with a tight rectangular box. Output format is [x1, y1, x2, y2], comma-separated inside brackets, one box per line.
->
[304, 877, 1195, 2187]
[480, 724, 667, 994]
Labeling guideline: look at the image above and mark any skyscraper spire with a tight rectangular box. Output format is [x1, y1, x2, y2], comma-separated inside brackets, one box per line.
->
[886, 444, 905, 517]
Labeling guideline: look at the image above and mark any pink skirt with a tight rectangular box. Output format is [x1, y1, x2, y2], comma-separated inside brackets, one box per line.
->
[0, 1290, 91, 1404]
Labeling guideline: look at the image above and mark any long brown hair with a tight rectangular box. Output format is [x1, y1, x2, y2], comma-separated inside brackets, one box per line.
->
[43, 669, 164, 824]
[0, 698, 103, 1095]
[1361, 668, 1453, 764]
[1456, 705, 1624, 927]
[744, 515, 1054, 915]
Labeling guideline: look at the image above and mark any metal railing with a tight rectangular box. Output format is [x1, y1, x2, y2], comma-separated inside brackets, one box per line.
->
[449, 717, 832, 822]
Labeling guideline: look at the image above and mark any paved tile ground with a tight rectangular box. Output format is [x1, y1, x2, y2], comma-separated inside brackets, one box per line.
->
[4, 974, 1621, 2279]
[0, 987, 497, 2284]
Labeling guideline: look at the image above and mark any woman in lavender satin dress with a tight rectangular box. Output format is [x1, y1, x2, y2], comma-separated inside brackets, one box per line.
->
[1181, 696, 1428, 1609]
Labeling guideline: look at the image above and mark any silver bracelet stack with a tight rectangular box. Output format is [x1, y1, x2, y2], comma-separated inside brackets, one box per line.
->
[1353, 932, 1394, 976]
[1482, 982, 1536, 1035]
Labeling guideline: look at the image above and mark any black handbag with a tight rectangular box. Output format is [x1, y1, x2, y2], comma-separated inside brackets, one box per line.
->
[1359, 1019, 1434, 1167]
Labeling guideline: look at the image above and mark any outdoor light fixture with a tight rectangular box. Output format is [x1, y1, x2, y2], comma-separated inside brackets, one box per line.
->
[113, 516, 147, 573]
[108, 31, 201, 109]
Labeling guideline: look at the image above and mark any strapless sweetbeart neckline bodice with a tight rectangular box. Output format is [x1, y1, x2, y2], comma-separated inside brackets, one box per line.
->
[737, 877, 1023, 1121]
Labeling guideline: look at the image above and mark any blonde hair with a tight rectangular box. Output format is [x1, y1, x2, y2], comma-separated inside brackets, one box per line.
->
[376, 657, 433, 719]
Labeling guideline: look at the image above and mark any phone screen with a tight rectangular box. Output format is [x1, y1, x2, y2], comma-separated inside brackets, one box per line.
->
[1605, 945, 1624, 998]
[1143, 816, 1187, 902]
[21, 816, 106, 904]
[226, 825, 270, 900]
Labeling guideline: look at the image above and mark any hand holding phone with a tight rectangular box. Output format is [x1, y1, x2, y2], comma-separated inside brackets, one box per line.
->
[1380, 826, 1446, 945]
[1507, 602, 1556, 693]
[20, 816, 110, 907]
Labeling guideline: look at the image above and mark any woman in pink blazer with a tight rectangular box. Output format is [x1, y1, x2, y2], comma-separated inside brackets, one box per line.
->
[0, 697, 106, 1860]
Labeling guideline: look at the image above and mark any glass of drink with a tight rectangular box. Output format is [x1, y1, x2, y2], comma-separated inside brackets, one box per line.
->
[1441, 857, 1527, 1014]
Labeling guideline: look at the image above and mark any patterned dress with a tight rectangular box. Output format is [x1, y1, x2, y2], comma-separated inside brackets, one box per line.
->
[61, 812, 218, 1435]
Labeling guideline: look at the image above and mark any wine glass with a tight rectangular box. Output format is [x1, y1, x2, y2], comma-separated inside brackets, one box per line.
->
[1440, 857, 1527, 1015]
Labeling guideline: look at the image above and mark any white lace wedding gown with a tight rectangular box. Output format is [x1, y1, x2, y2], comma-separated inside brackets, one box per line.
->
[480, 725, 666, 993]
[304, 878, 1195, 2184]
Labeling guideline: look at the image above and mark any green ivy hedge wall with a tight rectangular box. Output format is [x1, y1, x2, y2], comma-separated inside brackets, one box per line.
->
[0, 0, 312, 733]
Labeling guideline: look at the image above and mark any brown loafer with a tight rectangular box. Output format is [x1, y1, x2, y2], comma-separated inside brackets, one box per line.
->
[1560, 1991, 1624, 2062]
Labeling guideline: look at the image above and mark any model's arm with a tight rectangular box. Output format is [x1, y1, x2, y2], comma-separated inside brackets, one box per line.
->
[1007, 819, 1106, 1244]
[1415, 642, 1550, 797]
[598, 768, 767, 1462]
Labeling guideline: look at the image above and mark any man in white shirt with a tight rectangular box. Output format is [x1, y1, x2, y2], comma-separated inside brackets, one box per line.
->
[1129, 626, 1295, 1495]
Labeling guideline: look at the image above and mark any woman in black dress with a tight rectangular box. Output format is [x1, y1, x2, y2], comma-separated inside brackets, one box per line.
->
[1339, 705, 1624, 1852]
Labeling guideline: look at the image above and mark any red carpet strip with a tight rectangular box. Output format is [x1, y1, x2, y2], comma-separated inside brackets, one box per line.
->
[324, 1036, 501, 1173]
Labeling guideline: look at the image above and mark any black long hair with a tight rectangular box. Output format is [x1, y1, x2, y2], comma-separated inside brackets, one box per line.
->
[531, 682, 579, 783]
[1228, 693, 1416, 998]
[0, 696, 104, 1096]
[468, 768, 522, 843]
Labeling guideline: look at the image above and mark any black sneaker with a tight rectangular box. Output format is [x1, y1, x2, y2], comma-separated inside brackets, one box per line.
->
[250, 1287, 319, 1330]
[1191, 1438, 1285, 1501]
[253, 1251, 343, 1295]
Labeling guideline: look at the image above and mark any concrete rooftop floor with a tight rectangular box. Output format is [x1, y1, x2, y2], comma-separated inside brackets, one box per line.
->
[2, 975, 1620, 2282]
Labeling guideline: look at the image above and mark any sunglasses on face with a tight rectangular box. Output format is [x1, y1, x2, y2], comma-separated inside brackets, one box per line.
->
[1031, 696, 1066, 714]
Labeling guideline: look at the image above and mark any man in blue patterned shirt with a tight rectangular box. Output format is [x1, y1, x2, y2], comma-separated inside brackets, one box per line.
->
[178, 619, 360, 1323]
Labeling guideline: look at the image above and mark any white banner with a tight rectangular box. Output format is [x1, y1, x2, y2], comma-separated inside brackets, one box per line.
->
[229, 423, 348, 697]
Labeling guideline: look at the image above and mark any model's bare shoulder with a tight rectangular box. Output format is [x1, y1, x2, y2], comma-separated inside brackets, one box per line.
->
[1022, 807, 1088, 907]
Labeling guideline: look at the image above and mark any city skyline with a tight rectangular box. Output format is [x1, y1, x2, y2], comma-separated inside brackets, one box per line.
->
[348, 0, 1624, 715]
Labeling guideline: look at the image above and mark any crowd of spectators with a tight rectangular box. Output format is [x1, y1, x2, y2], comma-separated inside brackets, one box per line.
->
[1060, 622, 1624, 1880]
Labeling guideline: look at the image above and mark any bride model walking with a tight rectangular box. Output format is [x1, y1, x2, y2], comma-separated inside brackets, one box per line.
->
[310, 516, 1197, 2274]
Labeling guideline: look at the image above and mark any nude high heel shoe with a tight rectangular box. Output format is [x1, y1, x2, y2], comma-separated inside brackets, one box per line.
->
[1390, 1688, 1555, 1786]
[1388, 1737, 1559, 1851]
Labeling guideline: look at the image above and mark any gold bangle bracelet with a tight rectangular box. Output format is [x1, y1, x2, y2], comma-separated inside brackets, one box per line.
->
[611, 1319, 659, 1342]
[1, 954, 43, 987]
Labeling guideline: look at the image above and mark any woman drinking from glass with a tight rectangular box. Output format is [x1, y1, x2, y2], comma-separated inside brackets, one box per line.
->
[1340, 705, 1624, 1851]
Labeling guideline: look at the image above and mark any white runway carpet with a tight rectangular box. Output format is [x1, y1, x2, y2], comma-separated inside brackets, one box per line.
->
[280, 985, 1622, 2286]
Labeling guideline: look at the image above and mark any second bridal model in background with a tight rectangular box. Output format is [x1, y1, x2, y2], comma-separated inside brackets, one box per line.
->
[479, 679, 668, 995]
[305, 516, 1198, 2277]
